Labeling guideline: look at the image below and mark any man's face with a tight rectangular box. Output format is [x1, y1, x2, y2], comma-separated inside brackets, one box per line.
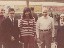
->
[43, 10, 48, 17]
[8, 11, 15, 18]
[0, 9, 5, 16]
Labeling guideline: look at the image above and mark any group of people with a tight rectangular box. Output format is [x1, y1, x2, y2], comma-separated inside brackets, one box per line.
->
[0, 7, 38, 48]
[0, 7, 54, 48]
[0, 6, 64, 48]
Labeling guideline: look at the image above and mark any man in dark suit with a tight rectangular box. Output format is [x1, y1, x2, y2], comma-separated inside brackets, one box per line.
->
[0, 8, 5, 48]
[30, 7, 39, 48]
[1, 8, 20, 48]
[30, 7, 38, 22]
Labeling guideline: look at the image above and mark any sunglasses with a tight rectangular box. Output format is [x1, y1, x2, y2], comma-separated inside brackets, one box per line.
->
[43, 12, 47, 13]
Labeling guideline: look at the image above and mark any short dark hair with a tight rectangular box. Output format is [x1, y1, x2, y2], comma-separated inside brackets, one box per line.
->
[8, 8, 15, 12]
[30, 7, 34, 11]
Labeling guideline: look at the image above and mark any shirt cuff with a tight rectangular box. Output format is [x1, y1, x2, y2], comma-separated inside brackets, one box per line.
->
[37, 34, 39, 38]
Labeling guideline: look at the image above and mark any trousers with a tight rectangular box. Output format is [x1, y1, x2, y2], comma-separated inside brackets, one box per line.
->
[20, 36, 35, 48]
[39, 30, 52, 48]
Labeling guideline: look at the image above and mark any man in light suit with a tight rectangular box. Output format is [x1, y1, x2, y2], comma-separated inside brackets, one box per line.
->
[36, 8, 55, 48]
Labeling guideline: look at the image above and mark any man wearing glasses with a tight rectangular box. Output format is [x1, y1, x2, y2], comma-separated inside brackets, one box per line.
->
[36, 8, 55, 48]
[1, 8, 20, 48]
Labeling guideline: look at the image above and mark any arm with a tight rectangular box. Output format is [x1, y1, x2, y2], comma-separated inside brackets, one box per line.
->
[36, 19, 40, 38]
[51, 18, 55, 37]
[32, 18, 36, 36]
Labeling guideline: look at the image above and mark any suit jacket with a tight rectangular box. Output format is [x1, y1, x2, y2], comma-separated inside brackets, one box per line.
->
[1, 17, 20, 42]
[32, 13, 38, 22]
[0, 16, 5, 41]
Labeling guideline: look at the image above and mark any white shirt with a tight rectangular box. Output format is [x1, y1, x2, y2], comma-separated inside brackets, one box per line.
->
[36, 16, 55, 38]
[9, 16, 14, 22]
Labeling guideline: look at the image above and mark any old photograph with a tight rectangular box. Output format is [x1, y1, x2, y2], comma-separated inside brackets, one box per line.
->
[0, 0, 64, 48]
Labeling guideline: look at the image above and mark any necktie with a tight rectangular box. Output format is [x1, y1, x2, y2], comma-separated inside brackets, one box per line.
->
[12, 19, 14, 25]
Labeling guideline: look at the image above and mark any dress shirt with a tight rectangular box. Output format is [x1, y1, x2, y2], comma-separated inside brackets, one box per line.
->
[9, 16, 14, 22]
[36, 16, 55, 38]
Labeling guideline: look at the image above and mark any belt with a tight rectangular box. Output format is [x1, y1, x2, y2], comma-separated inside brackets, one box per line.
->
[40, 29, 51, 31]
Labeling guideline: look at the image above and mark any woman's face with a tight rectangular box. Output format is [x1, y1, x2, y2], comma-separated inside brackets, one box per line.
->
[25, 11, 30, 17]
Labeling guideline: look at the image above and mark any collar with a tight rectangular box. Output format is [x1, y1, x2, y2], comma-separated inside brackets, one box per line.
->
[42, 15, 49, 19]
[9, 16, 14, 21]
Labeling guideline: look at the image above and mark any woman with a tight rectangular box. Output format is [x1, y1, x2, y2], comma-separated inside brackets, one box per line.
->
[57, 14, 64, 48]
[19, 7, 36, 48]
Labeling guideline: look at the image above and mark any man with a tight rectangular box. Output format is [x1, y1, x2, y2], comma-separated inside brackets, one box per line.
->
[1, 8, 20, 48]
[0, 8, 5, 48]
[30, 7, 38, 22]
[36, 8, 55, 48]
[30, 7, 39, 48]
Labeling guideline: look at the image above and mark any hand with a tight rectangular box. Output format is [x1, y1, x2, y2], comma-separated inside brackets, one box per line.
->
[34, 35, 37, 40]
[52, 36, 56, 42]
[37, 38, 40, 42]
[11, 36, 15, 41]
[37, 38, 42, 43]
[37, 38, 43, 46]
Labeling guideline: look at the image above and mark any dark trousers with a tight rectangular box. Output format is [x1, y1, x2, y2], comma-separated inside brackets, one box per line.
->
[39, 30, 52, 48]
[20, 36, 35, 48]
[3, 41, 11, 48]
[57, 36, 64, 48]
[57, 29, 64, 48]
[3, 40, 20, 48]
[11, 40, 21, 48]
[57, 42, 64, 48]
[0, 42, 2, 48]
[35, 40, 39, 48]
